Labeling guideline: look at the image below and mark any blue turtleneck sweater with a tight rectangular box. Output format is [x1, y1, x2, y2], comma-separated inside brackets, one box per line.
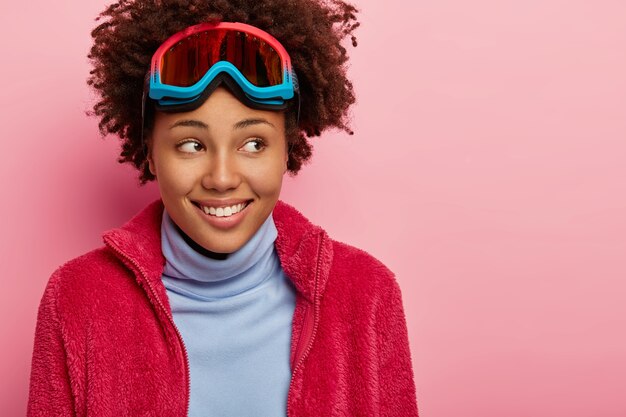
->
[160, 209, 297, 417]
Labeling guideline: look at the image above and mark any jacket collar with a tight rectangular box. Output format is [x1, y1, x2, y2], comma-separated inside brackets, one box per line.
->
[102, 199, 333, 304]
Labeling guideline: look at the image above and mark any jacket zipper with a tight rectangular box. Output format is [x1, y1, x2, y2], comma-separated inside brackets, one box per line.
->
[286, 233, 324, 417]
[104, 238, 191, 417]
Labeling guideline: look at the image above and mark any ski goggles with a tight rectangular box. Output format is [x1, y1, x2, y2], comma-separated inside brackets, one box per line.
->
[145, 21, 299, 113]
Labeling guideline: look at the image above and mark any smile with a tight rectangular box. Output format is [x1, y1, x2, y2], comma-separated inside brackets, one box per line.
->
[192, 200, 252, 228]
[200, 201, 250, 217]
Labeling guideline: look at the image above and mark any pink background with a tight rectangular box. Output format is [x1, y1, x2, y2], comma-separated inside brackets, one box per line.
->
[2, 0, 625, 415]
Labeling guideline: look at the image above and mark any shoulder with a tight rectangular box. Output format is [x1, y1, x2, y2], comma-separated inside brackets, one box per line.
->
[41, 246, 131, 317]
[327, 237, 399, 294]
[274, 199, 403, 303]
[330, 238, 394, 279]
[274, 199, 394, 280]
[318, 237, 408, 339]
[48, 246, 123, 287]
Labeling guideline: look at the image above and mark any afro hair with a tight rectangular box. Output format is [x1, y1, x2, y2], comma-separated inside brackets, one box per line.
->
[87, 0, 360, 184]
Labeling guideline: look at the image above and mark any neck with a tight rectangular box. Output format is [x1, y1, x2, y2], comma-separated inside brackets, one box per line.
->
[160, 208, 278, 284]
[174, 222, 229, 260]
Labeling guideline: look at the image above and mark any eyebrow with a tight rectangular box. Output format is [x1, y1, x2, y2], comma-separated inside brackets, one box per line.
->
[233, 118, 275, 130]
[169, 119, 208, 130]
[169, 118, 275, 130]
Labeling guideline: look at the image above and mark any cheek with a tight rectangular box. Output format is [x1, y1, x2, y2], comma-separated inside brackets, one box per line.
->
[155, 156, 198, 197]
[246, 156, 286, 197]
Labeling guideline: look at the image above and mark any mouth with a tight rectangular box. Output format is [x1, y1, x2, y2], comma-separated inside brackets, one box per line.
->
[191, 199, 253, 218]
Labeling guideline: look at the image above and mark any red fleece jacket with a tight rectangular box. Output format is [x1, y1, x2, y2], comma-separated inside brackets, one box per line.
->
[27, 199, 418, 416]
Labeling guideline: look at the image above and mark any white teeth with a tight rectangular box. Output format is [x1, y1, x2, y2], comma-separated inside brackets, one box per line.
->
[199, 201, 249, 217]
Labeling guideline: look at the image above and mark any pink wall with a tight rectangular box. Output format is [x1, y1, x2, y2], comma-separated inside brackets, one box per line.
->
[2, 0, 625, 415]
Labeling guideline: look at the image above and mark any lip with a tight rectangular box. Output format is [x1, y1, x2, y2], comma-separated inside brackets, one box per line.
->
[192, 199, 252, 230]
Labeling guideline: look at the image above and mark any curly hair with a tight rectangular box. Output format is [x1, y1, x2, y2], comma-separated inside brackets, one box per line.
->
[87, 0, 360, 184]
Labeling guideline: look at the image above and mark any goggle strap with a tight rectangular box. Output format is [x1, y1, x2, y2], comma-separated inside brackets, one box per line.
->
[293, 70, 301, 127]
[141, 72, 150, 160]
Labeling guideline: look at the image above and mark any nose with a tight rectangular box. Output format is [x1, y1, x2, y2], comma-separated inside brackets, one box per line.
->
[201, 150, 242, 192]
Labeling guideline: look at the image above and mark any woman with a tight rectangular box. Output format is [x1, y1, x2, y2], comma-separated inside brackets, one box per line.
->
[27, 0, 418, 415]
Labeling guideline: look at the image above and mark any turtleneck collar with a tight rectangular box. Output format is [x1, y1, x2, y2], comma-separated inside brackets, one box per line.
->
[161, 208, 279, 299]
[103, 199, 334, 304]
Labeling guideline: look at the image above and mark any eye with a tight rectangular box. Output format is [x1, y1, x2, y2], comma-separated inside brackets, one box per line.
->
[177, 139, 204, 154]
[240, 139, 266, 153]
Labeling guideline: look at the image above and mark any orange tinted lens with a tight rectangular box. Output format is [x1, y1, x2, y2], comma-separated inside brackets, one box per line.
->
[160, 29, 283, 87]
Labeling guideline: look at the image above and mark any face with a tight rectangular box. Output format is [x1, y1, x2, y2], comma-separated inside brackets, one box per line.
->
[147, 86, 288, 254]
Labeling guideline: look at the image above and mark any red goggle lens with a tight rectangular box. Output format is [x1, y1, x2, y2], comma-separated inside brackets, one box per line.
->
[160, 29, 283, 88]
